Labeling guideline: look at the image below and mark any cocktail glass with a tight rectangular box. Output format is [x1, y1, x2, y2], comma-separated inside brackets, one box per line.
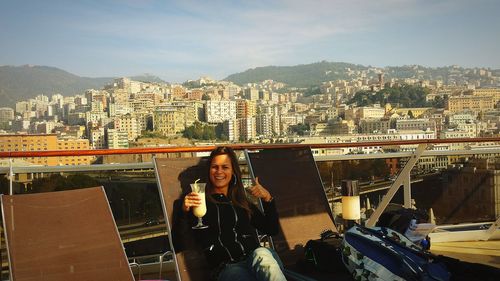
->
[190, 182, 208, 229]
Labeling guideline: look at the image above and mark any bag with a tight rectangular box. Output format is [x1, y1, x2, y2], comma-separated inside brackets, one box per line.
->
[376, 206, 429, 234]
[304, 230, 347, 273]
[377, 206, 433, 249]
[342, 225, 450, 281]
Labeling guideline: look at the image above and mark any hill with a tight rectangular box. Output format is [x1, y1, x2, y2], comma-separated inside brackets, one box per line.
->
[0, 66, 168, 108]
[225, 61, 366, 88]
[225, 62, 500, 88]
[0, 65, 113, 107]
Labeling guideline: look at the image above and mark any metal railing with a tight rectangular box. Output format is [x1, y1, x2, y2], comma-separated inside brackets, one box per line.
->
[1, 137, 499, 277]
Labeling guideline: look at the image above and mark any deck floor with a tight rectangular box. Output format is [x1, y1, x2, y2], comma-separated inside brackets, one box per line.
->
[431, 240, 500, 268]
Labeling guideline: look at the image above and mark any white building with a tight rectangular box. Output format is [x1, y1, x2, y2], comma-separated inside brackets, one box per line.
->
[440, 129, 476, 139]
[106, 128, 129, 149]
[205, 101, 236, 123]
[89, 127, 106, 149]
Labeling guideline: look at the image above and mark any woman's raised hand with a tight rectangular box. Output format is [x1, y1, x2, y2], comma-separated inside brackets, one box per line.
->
[183, 192, 202, 212]
[247, 177, 273, 202]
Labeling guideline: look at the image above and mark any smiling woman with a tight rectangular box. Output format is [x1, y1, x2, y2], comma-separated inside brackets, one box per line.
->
[180, 146, 284, 281]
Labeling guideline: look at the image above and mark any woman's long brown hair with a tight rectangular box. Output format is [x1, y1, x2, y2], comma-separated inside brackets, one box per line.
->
[206, 146, 252, 218]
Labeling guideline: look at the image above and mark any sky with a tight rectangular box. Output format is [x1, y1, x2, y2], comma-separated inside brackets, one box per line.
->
[1, 0, 499, 83]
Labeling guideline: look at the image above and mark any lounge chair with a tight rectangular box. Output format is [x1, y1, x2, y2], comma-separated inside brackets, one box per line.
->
[245, 147, 352, 280]
[154, 157, 210, 281]
[154, 147, 352, 280]
[1, 187, 135, 281]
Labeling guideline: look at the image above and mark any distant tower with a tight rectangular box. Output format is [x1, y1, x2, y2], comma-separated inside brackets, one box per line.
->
[378, 73, 384, 89]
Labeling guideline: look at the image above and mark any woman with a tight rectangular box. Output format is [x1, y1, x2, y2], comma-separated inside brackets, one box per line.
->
[182, 146, 286, 281]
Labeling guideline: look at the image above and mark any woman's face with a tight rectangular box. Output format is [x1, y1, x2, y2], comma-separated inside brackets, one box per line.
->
[209, 154, 234, 193]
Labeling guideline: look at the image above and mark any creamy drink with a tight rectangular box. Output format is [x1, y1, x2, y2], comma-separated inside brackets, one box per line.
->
[190, 181, 208, 229]
[192, 192, 207, 217]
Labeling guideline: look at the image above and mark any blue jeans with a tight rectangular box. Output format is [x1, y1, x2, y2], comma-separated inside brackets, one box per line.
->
[217, 247, 286, 281]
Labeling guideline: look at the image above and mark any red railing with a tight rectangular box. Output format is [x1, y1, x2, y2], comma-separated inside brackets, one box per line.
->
[0, 137, 499, 158]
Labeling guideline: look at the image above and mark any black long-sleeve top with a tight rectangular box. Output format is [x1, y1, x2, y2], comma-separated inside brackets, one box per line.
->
[175, 193, 280, 268]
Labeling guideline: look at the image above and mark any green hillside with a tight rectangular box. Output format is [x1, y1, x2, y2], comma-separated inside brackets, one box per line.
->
[0, 65, 113, 107]
[225, 61, 366, 88]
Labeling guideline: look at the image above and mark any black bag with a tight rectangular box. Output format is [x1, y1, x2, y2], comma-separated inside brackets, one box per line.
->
[376, 206, 429, 234]
[304, 230, 347, 273]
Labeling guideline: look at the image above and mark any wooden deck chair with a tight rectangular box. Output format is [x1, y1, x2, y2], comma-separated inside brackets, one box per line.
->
[246, 147, 352, 280]
[154, 157, 210, 281]
[0, 187, 134, 281]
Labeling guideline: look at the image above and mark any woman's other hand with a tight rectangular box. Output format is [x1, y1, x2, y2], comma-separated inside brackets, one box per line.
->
[248, 177, 273, 202]
[183, 192, 202, 212]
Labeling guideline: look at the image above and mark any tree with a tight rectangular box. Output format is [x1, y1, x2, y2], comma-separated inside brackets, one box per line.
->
[349, 84, 430, 108]
[215, 123, 228, 141]
[31, 174, 99, 193]
[182, 122, 218, 140]
[432, 96, 445, 108]
[289, 123, 309, 136]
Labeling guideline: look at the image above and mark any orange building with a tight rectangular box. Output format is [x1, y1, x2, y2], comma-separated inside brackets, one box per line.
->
[0, 134, 92, 166]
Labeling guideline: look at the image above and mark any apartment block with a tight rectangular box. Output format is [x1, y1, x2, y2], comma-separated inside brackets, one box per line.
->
[244, 88, 259, 101]
[106, 128, 129, 149]
[89, 127, 106, 149]
[238, 117, 256, 141]
[396, 118, 436, 132]
[56, 138, 92, 165]
[357, 106, 386, 119]
[256, 114, 273, 137]
[447, 95, 494, 113]
[236, 100, 256, 119]
[0, 134, 91, 166]
[114, 114, 141, 141]
[171, 86, 187, 100]
[153, 107, 186, 136]
[187, 89, 204, 100]
[473, 88, 500, 104]
[359, 118, 391, 133]
[440, 129, 476, 139]
[205, 101, 236, 123]
[0, 107, 15, 122]
[223, 119, 239, 142]
[330, 119, 356, 135]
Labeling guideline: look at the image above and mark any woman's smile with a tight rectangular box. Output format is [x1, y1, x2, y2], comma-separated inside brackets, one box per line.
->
[210, 154, 234, 194]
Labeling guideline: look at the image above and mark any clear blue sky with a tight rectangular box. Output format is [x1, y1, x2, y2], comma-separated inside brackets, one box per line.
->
[1, 0, 499, 83]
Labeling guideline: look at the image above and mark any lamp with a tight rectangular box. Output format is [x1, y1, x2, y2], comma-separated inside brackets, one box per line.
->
[341, 180, 360, 221]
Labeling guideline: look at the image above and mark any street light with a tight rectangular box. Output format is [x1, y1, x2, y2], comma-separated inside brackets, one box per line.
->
[121, 198, 131, 225]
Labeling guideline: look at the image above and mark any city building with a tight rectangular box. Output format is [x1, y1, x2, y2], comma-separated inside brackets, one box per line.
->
[205, 101, 236, 123]
[447, 95, 494, 113]
[114, 114, 141, 141]
[106, 128, 129, 149]
[0, 107, 15, 122]
[237, 117, 256, 141]
[0, 134, 91, 166]
[236, 100, 256, 119]
[396, 118, 436, 132]
[244, 88, 259, 101]
[153, 107, 185, 136]
[359, 118, 391, 134]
